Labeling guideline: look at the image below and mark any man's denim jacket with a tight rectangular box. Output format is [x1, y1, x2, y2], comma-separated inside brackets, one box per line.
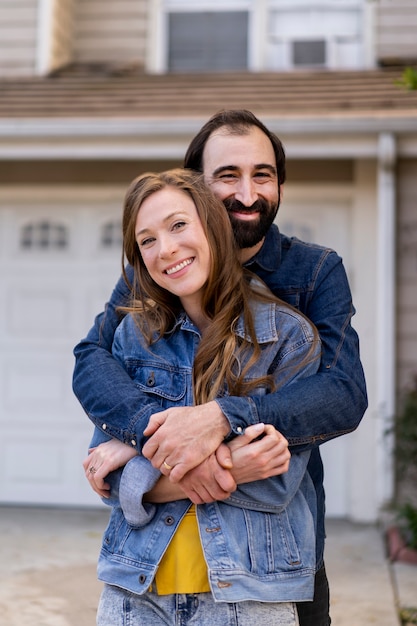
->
[92, 297, 321, 603]
[74, 225, 368, 567]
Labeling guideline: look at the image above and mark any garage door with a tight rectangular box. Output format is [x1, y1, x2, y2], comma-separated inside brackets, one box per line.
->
[0, 192, 123, 506]
[278, 187, 355, 518]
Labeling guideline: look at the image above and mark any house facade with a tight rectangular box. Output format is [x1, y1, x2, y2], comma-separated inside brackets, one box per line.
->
[0, 0, 416, 521]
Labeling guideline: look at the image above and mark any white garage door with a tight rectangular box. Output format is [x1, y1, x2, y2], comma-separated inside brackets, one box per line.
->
[0, 191, 123, 506]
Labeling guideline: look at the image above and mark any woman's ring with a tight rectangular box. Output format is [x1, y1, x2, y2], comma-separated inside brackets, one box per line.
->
[89, 466, 97, 474]
[162, 461, 173, 471]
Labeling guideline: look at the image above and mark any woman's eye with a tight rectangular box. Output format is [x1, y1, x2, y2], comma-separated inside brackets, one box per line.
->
[139, 237, 154, 247]
[172, 221, 186, 231]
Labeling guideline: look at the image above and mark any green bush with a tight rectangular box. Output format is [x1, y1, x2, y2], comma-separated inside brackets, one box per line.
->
[398, 503, 417, 551]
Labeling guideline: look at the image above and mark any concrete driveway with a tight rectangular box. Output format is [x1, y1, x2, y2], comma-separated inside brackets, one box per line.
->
[0, 506, 408, 626]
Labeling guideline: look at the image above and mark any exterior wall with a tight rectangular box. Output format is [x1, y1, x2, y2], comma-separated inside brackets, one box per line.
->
[376, 0, 417, 63]
[0, 0, 38, 77]
[396, 159, 417, 391]
[49, 0, 75, 72]
[73, 0, 148, 67]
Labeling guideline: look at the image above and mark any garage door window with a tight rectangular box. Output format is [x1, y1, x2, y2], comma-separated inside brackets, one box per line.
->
[20, 220, 68, 250]
[101, 220, 122, 249]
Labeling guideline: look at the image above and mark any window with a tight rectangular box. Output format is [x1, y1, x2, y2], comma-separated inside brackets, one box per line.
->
[168, 11, 248, 72]
[266, 1, 364, 70]
[20, 221, 68, 250]
[293, 40, 326, 67]
[148, 0, 368, 73]
[101, 220, 122, 249]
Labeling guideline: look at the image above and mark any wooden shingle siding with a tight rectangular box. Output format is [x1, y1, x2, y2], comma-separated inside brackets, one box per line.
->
[73, 0, 147, 66]
[377, 0, 417, 63]
[0, 1, 38, 77]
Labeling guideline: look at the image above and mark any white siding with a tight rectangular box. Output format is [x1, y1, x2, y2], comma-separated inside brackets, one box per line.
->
[73, 0, 148, 67]
[376, 0, 417, 62]
[0, 1, 38, 77]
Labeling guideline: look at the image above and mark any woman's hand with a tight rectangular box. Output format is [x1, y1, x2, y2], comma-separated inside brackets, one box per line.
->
[83, 439, 138, 498]
[171, 423, 290, 504]
[226, 423, 290, 484]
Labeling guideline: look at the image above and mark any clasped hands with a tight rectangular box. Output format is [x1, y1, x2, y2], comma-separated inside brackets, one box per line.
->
[84, 400, 290, 504]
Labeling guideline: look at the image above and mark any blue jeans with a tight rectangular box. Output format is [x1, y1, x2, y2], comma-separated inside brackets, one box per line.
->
[97, 585, 299, 626]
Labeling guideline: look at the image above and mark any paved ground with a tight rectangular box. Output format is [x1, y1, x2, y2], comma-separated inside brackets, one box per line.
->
[0, 506, 415, 625]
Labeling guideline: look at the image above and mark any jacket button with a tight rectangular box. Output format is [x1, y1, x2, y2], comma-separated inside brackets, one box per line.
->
[147, 372, 155, 386]
[139, 574, 146, 584]
[164, 516, 175, 525]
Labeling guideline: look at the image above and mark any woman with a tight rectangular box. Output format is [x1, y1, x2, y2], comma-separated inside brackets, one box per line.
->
[86, 169, 321, 626]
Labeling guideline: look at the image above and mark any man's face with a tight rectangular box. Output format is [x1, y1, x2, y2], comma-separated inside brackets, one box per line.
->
[202, 126, 280, 256]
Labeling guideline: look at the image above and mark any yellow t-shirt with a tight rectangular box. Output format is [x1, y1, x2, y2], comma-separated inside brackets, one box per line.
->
[154, 504, 211, 595]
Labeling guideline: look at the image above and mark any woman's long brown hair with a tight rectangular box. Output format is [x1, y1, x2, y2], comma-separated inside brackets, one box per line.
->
[121, 169, 317, 405]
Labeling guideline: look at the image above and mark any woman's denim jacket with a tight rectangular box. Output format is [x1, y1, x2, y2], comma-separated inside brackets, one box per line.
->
[92, 295, 321, 603]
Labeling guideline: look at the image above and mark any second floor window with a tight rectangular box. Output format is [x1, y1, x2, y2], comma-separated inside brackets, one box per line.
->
[168, 11, 248, 72]
[151, 0, 366, 73]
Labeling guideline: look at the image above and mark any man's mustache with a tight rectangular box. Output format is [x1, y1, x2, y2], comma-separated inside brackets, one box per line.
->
[223, 198, 269, 215]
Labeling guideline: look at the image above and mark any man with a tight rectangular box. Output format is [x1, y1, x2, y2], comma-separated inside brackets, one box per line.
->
[73, 110, 367, 625]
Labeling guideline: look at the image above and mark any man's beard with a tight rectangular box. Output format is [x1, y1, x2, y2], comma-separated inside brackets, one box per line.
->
[223, 198, 279, 249]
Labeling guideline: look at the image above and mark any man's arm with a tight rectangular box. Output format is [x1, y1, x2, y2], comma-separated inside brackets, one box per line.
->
[73, 268, 161, 448]
[217, 251, 368, 449]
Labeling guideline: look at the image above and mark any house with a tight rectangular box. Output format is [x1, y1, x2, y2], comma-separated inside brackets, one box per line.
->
[0, 0, 416, 522]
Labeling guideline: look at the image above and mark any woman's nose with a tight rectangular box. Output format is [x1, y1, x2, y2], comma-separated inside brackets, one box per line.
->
[158, 235, 177, 258]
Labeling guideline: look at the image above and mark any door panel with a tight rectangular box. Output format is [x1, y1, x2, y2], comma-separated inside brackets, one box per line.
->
[277, 194, 352, 517]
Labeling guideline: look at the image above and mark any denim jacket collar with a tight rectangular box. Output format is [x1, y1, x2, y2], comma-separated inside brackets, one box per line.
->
[174, 298, 279, 345]
[244, 224, 282, 273]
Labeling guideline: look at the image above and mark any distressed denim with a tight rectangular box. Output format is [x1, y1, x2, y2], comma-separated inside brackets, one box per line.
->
[97, 585, 300, 626]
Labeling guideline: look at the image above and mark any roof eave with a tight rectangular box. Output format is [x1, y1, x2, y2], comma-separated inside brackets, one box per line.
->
[0, 113, 416, 160]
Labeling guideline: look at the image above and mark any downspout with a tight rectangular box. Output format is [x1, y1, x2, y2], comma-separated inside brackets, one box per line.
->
[376, 132, 397, 511]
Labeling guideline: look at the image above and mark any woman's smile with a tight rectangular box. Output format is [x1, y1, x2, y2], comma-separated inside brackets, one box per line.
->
[164, 257, 195, 276]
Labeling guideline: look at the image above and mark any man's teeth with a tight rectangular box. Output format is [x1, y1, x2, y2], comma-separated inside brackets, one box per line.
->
[165, 258, 193, 275]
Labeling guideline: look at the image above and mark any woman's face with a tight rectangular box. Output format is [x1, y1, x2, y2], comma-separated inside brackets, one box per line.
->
[135, 186, 211, 313]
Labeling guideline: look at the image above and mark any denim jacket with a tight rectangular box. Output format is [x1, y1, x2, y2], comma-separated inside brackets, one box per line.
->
[73, 225, 367, 566]
[93, 297, 321, 602]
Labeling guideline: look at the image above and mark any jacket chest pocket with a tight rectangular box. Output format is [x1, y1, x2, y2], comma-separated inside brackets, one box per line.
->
[125, 361, 188, 403]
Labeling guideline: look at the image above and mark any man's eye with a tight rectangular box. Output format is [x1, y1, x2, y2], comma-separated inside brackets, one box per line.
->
[217, 174, 238, 183]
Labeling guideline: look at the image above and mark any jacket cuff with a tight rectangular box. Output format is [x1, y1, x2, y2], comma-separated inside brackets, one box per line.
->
[215, 396, 258, 440]
[119, 456, 161, 527]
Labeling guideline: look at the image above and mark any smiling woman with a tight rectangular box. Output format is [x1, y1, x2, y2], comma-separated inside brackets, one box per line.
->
[82, 167, 322, 626]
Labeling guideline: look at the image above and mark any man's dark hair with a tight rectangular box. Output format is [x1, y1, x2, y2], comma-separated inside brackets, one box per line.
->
[183, 109, 286, 186]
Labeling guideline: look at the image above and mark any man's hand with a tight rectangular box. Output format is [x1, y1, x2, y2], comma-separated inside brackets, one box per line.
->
[142, 401, 230, 482]
[83, 439, 138, 498]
